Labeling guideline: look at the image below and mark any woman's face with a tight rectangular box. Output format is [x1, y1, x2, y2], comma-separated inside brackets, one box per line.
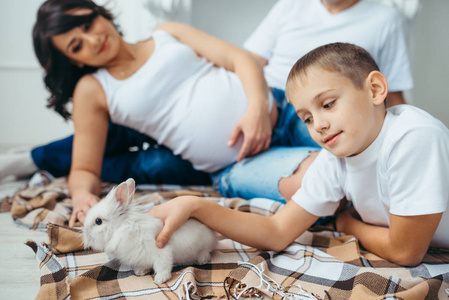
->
[51, 8, 121, 67]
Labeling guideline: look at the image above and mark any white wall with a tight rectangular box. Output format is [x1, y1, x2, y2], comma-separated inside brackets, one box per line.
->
[0, 0, 73, 148]
[0, 0, 448, 148]
[407, 0, 449, 126]
[191, 0, 275, 47]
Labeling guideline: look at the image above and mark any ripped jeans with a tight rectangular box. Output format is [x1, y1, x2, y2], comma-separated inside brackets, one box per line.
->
[212, 88, 320, 203]
[212, 147, 319, 203]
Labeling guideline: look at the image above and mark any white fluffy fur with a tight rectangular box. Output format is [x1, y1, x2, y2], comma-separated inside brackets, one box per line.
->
[83, 178, 218, 284]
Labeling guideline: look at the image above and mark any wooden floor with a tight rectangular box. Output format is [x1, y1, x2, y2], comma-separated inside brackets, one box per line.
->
[0, 177, 47, 299]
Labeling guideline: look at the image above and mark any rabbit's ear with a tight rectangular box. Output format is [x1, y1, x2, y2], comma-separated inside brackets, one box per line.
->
[126, 178, 136, 201]
[126, 178, 136, 202]
[114, 178, 136, 205]
[114, 181, 130, 205]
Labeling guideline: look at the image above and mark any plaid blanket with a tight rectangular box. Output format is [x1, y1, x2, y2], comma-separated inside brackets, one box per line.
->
[2, 171, 449, 299]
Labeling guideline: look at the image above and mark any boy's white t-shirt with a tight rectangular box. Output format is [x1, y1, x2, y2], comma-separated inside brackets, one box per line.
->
[291, 105, 449, 248]
[244, 0, 413, 92]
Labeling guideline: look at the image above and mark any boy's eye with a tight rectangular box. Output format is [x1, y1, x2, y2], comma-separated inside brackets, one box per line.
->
[303, 116, 312, 124]
[323, 100, 335, 109]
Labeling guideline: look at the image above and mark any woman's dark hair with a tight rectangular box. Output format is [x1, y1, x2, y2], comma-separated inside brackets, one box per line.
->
[33, 0, 120, 120]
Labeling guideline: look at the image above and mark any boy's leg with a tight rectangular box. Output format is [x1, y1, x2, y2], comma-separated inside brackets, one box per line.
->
[212, 146, 319, 202]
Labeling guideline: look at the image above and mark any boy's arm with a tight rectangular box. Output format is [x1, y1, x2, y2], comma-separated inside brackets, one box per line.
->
[150, 196, 319, 251]
[336, 208, 442, 266]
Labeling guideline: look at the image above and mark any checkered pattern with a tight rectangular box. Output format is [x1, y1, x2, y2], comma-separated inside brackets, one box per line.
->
[3, 172, 449, 299]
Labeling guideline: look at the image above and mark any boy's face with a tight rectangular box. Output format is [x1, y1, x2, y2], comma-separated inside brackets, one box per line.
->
[288, 67, 384, 158]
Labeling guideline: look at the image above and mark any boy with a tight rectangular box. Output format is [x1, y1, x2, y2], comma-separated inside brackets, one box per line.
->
[150, 43, 449, 266]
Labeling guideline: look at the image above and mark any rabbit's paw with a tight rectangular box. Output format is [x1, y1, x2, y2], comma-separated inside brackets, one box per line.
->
[134, 268, 150, 276]
[197, 250, 211, 265]
[153, 270, 171, 284]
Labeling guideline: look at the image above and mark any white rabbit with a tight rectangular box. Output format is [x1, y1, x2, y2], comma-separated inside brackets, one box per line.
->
[83, 178, 218, 284]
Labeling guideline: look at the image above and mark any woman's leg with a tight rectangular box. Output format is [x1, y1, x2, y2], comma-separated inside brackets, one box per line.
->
[31, 123, 147, 177]
[101, 144, 211, 185]
[211, 88, 320, 202]
[31, 134, 74, 178]
[212, 146, 320, 202]
[31, 123, 211, 184]
[277, 150, 319, 199]
[270, 88, 320, 148]
[0, 150, 38, 180]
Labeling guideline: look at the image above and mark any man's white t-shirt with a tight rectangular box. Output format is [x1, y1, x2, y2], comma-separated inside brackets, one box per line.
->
[244, 0, 413, 92]
[291, 105, 449, 248]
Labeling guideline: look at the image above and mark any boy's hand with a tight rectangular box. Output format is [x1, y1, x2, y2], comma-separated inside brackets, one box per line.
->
[149, 196, 199, 248]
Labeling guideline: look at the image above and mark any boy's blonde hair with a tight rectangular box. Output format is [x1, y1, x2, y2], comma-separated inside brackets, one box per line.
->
[286, 43, 380, 96]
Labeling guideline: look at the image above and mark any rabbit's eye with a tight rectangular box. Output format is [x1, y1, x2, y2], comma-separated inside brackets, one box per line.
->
[95, 218, 103, 225]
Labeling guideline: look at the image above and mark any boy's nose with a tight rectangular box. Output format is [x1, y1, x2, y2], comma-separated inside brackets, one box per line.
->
[313, 116, 329, 132]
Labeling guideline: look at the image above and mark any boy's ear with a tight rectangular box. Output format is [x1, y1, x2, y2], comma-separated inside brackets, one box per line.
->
[367, 71, 388, 106]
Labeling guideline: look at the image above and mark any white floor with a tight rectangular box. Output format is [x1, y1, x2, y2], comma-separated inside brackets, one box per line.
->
[0, 208, 47, 299]
[0, 144, 45, 298]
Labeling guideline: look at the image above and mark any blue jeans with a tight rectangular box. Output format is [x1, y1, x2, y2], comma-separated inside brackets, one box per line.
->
[212, 88, 320, 202]
[31, 123, 211, 185]
[32, 88, 319, 199]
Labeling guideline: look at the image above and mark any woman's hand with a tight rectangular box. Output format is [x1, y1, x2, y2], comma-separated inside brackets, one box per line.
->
[69, 191, 100, 227]
[67, 73, 109, 227]
[149, 196, 199, 248]
[229, 106, 272, 162]
[159, 22, 272, 162]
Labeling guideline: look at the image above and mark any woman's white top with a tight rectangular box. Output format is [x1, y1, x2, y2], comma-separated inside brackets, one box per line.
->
[93, 30, 273, 172]
[292, 105, 449, 248]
